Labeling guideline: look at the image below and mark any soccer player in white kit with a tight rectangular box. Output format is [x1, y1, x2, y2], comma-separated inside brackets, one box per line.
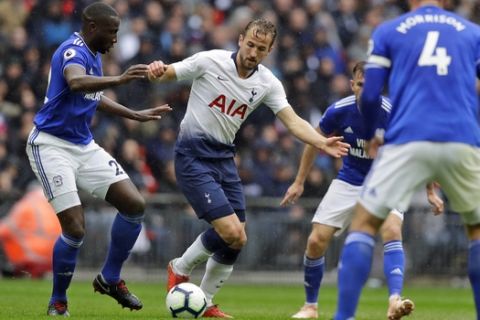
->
[25, 2, 171, 316]
[334, 1, 480, 319]
[148, 19, 350, 317]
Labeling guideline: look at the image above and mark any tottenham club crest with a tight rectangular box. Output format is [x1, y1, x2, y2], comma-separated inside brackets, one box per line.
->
[249, 89, 257, 103]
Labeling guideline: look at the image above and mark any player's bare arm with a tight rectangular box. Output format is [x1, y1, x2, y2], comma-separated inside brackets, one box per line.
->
[276, 106, 350, 158]
[280, 131, 321, 206]
[64, 64, 149, 93]
[98, 95, 172, 122]
[426, 182, 444, 215]
[147, 60, 175, 82]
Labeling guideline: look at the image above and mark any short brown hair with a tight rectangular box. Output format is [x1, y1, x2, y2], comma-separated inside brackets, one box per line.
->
[352, 61, 366, 77]
[243, 19, 277, 47]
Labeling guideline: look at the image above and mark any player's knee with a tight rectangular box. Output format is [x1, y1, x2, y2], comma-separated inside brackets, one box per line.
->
[63, 224, 86, 240]
[381, 222, 402, 242]
[307, 232, 330, 254]
[234, 231, 247, 249]
[122, 195, 146, 216]
[219, 225, 245, 247]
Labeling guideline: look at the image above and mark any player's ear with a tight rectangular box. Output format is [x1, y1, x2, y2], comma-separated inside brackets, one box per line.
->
[238, 34, 244, 47]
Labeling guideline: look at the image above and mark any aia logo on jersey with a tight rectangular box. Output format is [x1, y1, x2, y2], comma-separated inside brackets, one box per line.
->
[208, 94, 248, 119]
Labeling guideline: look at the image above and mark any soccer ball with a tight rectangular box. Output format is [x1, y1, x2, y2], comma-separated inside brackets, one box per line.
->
[166, 282, 207, 318]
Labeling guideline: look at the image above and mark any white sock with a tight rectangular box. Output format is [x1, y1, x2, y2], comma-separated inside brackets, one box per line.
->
[174, 233, 212, 275]
[200, 257, 233, 306]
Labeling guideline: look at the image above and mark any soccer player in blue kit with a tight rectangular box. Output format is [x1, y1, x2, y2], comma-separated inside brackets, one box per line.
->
[25, 2, 171, 316]
[147, 19, 350, 317]
[281, 62, 442, 319]
[334, 1, 480, 319]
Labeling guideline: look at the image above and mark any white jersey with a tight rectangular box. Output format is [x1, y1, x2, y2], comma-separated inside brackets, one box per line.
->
[173, 49, 289, 158]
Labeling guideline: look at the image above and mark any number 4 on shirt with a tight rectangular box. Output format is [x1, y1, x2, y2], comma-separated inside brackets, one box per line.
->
[418, 31, 451, 76]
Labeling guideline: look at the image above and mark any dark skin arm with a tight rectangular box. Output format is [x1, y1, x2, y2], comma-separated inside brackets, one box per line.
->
[64, 64, 150, 93]
[64, 63, 172, 120]
[98, 95, 172, 122]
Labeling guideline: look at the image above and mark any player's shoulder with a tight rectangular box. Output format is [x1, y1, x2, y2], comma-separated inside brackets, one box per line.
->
[333, 95, 356, 109]
[56, 33, 90, 59]
[196, 49, 233, 60]
[256, 63, 280, 84]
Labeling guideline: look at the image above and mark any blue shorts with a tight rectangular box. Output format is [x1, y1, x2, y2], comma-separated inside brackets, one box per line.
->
[174, 153, 246, 223]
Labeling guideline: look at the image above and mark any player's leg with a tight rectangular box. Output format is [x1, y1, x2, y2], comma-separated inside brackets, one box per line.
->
[335, 143, 432, 320]
[169, 154, 232, 289]
[101, 179, 144, 284]
[294, 179, 361, 318]
[76, 142, 143, 310]
[48, 205, 85, 316]
[334, 204, 384, 320]
[26, 129, 84, 316]
[433, 143, 480, 319]
[292, 223, 336, 319]
[465, 223, 480, 320]
[381, 211, 414, 320]
[200, 215, 245, 318]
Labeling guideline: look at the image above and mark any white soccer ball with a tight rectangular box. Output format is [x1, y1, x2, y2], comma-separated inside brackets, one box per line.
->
[166, 282, 207, 318]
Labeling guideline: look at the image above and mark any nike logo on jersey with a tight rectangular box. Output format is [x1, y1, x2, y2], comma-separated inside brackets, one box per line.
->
[217, 75, 228, 81]
[344, 126, 354, 133]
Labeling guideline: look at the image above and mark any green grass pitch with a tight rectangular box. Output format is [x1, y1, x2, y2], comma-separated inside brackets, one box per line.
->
[0, 279, 475, 319]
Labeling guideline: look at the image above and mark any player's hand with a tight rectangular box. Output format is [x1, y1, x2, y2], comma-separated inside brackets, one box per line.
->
[426, 182, 444, 215]
[119, 64, 150, 83]
[321, 136, 350, 158]
[148, 60, 168, 80]
[280, 182, 304, 207]
[134, 104, 172, 122]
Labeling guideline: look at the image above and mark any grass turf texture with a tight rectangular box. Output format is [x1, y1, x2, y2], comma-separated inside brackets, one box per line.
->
[0, 279, 474, 319]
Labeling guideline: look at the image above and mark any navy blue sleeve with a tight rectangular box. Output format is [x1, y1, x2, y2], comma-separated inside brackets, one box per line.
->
[319, 104, 339, 135]
[360, 67, 388, 140]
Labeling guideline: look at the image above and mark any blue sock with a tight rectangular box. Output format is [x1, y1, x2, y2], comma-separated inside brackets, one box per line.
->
[383, 240, 404, 297]
[101, 213, 142, 284]
[468, 240, 480, 320]
[334, 232, 375, 320]
[50, 234, 83, 303]
[304, 255, 325, 304]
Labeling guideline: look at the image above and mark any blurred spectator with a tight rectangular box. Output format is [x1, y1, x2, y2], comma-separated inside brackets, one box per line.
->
[0, 183, 61, 278]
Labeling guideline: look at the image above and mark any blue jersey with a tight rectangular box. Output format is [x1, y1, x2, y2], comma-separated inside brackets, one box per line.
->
[34, 32, 103, 145]
[320, 95, 391, 186]
[363, 5, 480, 146]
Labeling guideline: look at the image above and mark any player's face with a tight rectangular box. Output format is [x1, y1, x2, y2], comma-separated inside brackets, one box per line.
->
[91, 16, 120, 54]
[237, 28, 273, 72]
[351, 71, 364, 100]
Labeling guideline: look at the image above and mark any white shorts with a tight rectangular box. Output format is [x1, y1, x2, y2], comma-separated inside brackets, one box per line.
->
[312, 179, 403, 236]
[360, 142, 480, 225]
[26, 128, 129, 213]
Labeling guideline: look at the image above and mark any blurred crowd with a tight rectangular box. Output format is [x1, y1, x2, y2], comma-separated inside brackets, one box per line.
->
[0, 0, 479, 212]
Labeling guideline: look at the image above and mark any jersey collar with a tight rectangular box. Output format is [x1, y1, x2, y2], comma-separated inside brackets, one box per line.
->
[75, 32, 97, 57]
[231, 51, 258, 78]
